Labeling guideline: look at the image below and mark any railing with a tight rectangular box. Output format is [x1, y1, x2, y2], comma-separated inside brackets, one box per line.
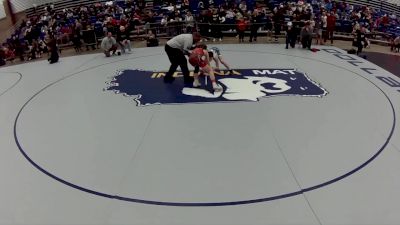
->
[143, 21, 391, 44]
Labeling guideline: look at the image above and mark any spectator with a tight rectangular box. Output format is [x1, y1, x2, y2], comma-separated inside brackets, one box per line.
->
[249, 10, 261, 42]
[2, 45, 15, 63]
[198, 10, 211, 40]
[218, 10, 226, 32]
[300, 21, 313, 49]
[116, 26, 132, 53]
[235, 9, 244, 20]
[273, 9, 283, 42]
[12, 35, 25, 62]
[381, 14, 389, 27]
[352, 24, 366, 55]
[292, 17, 303, 44]
[389, 12, 397, 20]
[211, 9, 222, 42]
[225, 9, 236, 31]
[28, 39, 39, 60]
[82, 25, 97, 51]
[72, 27, 82, 53]
[38, 39, 48, 56]
[183, 0, 189, 10]
[321, 11, 328, 44]
[392, 36, 400, 52]
[0, 47, 5, 66]
[4, 0, 400, 67]
[160, 14, 168, 34]
[101, 32, 118, 57]
[286, 22, 297, 49]
[185, 11, 194, 33]
[60, 24, 71, 44]
[265, 13, 273, 42]
[170, 11, 184, 36]
[47, 35, 59, 64]
[390, 36, 396, 52]
[314, 15, 323, 44]
[146, 30, 159, 47]
[239, 1, 247, 13]
[237, 17, 247, 43]
[326, 12, 336, 44]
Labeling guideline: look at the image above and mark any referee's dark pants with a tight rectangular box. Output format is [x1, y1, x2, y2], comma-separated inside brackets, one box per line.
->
[164, 44, 192, 84]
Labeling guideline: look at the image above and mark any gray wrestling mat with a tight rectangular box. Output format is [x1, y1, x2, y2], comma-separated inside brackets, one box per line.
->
[0, 44, 399, 225]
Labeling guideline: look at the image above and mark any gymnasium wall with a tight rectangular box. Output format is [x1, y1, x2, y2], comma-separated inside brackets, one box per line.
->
[0, 1, 6, 19]
[9, 0, 60, 13]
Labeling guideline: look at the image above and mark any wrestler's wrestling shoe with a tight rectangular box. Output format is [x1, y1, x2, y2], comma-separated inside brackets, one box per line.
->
[193, 79, 201, 88]
[212, 82, 223, 92]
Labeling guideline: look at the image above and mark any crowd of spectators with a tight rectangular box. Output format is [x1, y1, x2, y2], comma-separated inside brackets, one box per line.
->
[271, 0, 399, 53]
[1, 0, 400, 66]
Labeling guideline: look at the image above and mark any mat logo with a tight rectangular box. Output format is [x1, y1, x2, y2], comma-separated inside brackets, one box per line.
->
[105, 69, 327, 106]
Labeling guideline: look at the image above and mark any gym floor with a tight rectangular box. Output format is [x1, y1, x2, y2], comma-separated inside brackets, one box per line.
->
[0, 44, 399, 225]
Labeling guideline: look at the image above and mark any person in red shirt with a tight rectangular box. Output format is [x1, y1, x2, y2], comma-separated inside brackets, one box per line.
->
[237, 17, 247, 43]
[119, 17, 128, 27]
[326, 12, 336, 44]
[189, 46, 222, 92]
[381, 15, 389, 27]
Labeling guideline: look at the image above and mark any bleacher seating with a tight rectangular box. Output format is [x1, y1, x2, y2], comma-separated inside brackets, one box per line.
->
[25, 0, 109, 18]
[1, 0, 398, 66]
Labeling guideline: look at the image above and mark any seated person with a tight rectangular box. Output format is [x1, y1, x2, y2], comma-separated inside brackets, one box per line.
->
[146, 30, 159, 47]
[101, 32, 118, 57]
[2, 45, 15, 63]
[116, 26, 132, 53]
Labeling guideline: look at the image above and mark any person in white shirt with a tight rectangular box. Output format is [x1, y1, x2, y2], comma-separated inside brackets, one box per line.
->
[101, 32, 118, 57]
[321, 12, 327, 44]
[185, 11, 194, 33]
[164, 33, 201, 85]
[239, 1, 247, 12]
[392, 36, 400, 52]
[226, 9, 234, 19]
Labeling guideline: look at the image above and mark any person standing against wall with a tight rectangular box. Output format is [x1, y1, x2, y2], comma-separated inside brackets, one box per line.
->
[273, 9, 283, 42]
[326, 12, 336, 44]
[300, 21, 313, 49]
[211, 9, 222, 42]
[237, 17, 247, 43]
[47, 34, 59, 64]
[321, 11, 328, 44]
[249, 11, 260, 42]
